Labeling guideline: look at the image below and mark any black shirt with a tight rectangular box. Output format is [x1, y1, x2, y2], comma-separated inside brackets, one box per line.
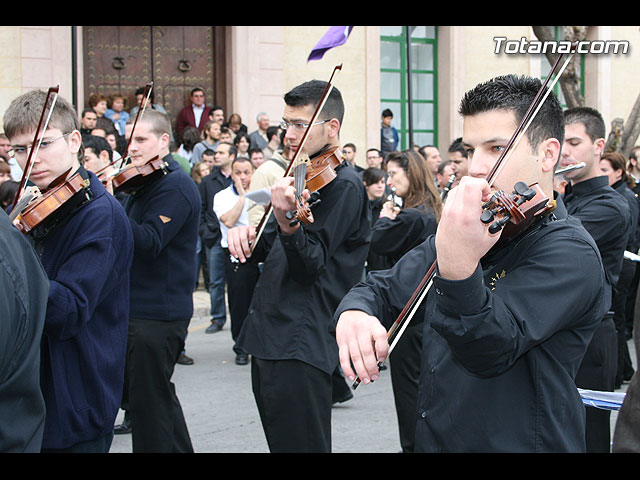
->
[370, 205, 438, 266]
[612, 178, 640, 252]
[563, 175, 632, 289]
[0, 211, 49, 452]
[237, 163, 371, 375]
[199, 166, 233, 248]
[334, 197, 607, 452]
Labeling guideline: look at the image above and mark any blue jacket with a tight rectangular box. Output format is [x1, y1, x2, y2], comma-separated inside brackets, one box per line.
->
[123, 155, 201, 321]
[37, 169, 133, 449]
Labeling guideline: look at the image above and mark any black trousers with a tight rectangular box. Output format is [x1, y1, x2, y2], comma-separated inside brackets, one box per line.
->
[125, 317, 193, 453]
[389, 320, 422, 453]
[575, 313, 617, 453]
[251, 357, 332, 453]
[223, 249, 260, 354]
[613, 258, 636, 386]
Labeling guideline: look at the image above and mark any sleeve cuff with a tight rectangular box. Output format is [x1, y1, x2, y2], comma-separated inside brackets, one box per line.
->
[433, 263, 488, 317]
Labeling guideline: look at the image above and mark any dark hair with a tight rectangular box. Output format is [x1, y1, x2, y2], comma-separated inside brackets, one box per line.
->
[180, 126, 201, 151]
[231, 156, 253, 170]
[448, 137, 467, 158]
[202, 148, 215, 157]
[437, 159, 452, 175]
[362, 167, 385, 186]
[0, 179, 19, 208]
[135, 86, 155, 103]
[218, 141, 237, 159]
[459, 74, 564, 153]
[385, 149, 442, 220]
[248, 147, 263, 158]
[564, 106, 606, 142]
[83, 134, 113, 161]
[266, 126, 280, 141]
[382, 108, 393, 118]
[284, 80, 344, 125]
[602, 151, 633, 188]
[233, 131, 251, 149]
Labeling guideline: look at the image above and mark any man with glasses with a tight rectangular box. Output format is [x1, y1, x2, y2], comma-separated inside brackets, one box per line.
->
[227, 80, 371, 453]
[3, 89, 134, 453]
[176, 87, 212, 142]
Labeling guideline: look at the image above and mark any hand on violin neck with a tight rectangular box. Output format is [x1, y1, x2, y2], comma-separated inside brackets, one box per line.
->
[271, 176, 309, 235]
[435, 176, 501, 281]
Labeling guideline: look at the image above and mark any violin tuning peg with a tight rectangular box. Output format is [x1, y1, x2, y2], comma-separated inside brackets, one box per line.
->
[289, 219, 299, 227]
[513, 181, 530, 196]
[489, 216, 511, 234]
[285, 210, 296, 220]
[481, 209, 496, 224]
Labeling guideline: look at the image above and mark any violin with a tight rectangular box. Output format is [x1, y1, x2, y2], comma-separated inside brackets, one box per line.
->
[111, 155, 168, 194]
[13, 169, 90, 235]
[351, 45, 578, 390]
[250, 64, 343, 249]
[285, 145, 344, 226]
[10, 86, 93, 238]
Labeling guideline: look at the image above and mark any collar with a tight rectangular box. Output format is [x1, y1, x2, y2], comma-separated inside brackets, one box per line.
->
[565, 175, 609, 197]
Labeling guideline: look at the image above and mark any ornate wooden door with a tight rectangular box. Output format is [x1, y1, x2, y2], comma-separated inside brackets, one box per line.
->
[82, 26, 225, 140]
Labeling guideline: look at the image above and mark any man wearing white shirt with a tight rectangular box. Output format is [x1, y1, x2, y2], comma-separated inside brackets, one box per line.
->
[213, 156, 259, 365]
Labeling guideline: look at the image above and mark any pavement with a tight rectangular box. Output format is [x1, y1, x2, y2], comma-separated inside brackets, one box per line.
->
[109, 287, 402, 453]
[109, 286, 635, 453]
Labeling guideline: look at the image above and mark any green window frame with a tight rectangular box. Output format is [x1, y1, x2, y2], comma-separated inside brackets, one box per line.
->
[380, 26, 438, 150]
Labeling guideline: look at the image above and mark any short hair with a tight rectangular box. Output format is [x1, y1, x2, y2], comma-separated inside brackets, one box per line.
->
[217, 141, 237, 159]
[231, 156, 253, 170]
[564, 106, 606, 142]
[248, 147, 263, 158]
[367, 148, 381, 156]
[437, 159, 452, 175]
[3, 89, 79, 140]
[284, 80, 344, 126]
[362, 167, 385, 186]
[382, 108, 393, 118]
[343, 142, 356, 151]
[266, 126, 280, 140]
[190, 87, 205, 97]
[202, 148, 215, 158]
[82, 108, 96, 118]
[126, 109, 172, 139]
[448, 137, 468, 158]
[83, 134, 113, 161]
[459, 74, 564, 153]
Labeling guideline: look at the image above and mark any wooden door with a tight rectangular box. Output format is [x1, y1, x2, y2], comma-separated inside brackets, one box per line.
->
[82, 26, 225, 141]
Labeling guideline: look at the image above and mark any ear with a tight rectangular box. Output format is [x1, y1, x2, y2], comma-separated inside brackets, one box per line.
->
[68, 129, 83, 155]
[326, 118, 341, 140]
[540, 137, 561, 173]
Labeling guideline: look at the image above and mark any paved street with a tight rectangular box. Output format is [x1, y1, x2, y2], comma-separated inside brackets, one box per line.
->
[109, 289, 402, 453]
[109, 288, 634, 453]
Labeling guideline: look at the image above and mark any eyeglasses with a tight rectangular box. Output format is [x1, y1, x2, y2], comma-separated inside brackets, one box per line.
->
[10, 132, 73, 159]
[279, 119, 329, 132]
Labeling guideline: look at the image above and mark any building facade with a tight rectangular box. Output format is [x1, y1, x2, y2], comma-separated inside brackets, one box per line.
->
[0, 25, 637, 167]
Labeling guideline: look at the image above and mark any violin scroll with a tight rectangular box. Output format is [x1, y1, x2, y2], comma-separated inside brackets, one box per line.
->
[480, 181, 549, 237]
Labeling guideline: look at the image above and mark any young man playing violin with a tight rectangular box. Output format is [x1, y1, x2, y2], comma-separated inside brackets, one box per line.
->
[227, 80, 371, 453]
[335, 74, 608, 453]
[3, 90, 134, 453]
[115, 109, 200, 453]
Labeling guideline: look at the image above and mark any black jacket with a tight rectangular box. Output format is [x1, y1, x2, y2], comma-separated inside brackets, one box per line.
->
[237, 163, 371, 375]
[198, 167, 233, 248]
[335, 197, 607, 452]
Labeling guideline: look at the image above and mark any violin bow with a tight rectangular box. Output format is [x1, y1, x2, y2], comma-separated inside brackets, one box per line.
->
[352, 45, 578, 389]
[251, 64, 342, 252]
[11, 85, 60, 214]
